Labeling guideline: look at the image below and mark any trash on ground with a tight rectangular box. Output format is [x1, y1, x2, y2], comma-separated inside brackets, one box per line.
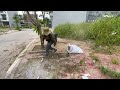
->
[93, 60, 96, 63]
[67, 43, 84, 54]
[82, 76, 88, 79]
[83, 74, 91, 77]
[37, 77, 39, 79]
[41, 58, 43, 63]
[82, 74, 91, 79]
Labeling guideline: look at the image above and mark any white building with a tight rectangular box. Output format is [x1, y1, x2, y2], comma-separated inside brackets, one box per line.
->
[52, 11, 87, 29]
[0, 11, 18, 27]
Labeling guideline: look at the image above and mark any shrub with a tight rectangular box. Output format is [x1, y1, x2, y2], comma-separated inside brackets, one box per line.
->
[87, 17, 120, 47]
[54, 22, 92, 40]
[54, 16, 120, 48]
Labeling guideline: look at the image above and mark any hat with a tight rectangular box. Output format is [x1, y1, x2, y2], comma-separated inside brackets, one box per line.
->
[42, 27, 52, 36]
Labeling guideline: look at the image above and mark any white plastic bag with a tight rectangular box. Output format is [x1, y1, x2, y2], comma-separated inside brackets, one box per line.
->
[67, 43, 84, 54]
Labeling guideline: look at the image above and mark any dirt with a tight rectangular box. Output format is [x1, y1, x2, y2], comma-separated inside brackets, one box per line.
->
[13, 38, 120, 79]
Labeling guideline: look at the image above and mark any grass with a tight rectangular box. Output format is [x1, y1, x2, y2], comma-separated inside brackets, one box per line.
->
[90, 53, 99, 63]
[100, 66, 120, 79]
[92, 46, 113, 55]
[111, 59, 119, 65]
[54, 22, 92, 41]
[0, 28, 9, 32]
[79, 60, 86, 65]
[87, 17, 120, 47]
[54, 17, 120, 51]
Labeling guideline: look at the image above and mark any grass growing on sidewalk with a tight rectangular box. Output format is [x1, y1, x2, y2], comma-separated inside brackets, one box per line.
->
[100, 66, 120, 79]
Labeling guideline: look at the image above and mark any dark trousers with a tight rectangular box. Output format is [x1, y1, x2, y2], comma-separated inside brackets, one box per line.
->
[46, 42, 55, 55]
[46, 33, 58, 55]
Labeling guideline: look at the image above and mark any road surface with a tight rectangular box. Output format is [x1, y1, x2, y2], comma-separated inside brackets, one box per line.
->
[0, 29, 38, 79]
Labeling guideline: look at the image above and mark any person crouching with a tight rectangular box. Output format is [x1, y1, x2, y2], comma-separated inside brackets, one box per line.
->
[42, 27, 57, 56]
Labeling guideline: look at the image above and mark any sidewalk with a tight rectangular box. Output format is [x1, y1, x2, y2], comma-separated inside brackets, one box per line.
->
[6, 38, 110, 79]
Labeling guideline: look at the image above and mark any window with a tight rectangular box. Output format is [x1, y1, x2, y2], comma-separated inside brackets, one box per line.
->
[1, 14, 7, 20]
[3, 22, 9, 27]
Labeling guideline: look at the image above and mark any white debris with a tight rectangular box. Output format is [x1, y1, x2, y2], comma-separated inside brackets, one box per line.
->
[111, 32, 117, 35]
[93, 60, 96, 63]
[83, 74, 91, 77]
[82, 74, 91, 79]
[82, 76, 88, 79]
[37, 77, 39, 79]
[67, 43, 84, 54]
[41, 58, 43, 63]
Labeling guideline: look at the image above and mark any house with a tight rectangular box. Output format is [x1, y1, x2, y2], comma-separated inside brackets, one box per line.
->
[52, 11, 120, 29]
[0, 11, 18, 27]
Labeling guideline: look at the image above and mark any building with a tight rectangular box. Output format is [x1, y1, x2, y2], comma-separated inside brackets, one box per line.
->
[0, 11, 18, 27]
[52, 11, 87, 29]
[52, 11, 120, 29]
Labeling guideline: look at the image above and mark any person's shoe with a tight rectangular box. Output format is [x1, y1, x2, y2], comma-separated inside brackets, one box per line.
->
[53, 49, 57, 53]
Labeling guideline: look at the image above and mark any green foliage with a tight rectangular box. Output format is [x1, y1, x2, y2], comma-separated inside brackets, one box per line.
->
[111, 59, 119, 64]
[79, 60, 86, 65]
[32, 25, 39, 35]
[55, 16, 120, 50]
[13, 14, 21, 30]
[38, 19, 43, 24]
[100, 66, 120, 79]
[92, 46, 113, 55]
[43, 18, 50, 27]
[90, 53, 99, 62]
[54, 22, 92, 40]
[87, 17, 120, 47]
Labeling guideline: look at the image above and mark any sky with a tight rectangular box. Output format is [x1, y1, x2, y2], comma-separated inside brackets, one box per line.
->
[17, 11, 50, 19]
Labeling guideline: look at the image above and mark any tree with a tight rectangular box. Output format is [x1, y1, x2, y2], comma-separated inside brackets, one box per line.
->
[26, 11, 44, 48]
[13, 14, 21, 30]
[41, 11, 52, 27]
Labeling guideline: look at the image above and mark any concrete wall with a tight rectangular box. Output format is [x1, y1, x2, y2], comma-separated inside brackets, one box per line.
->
[7, 11, 18, 27]
[52, 11, 87, 29]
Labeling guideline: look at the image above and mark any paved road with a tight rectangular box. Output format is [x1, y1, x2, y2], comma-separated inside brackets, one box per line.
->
[0, 29, 38, 79]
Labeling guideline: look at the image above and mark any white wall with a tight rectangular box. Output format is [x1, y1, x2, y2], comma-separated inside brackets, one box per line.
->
[52, 11, 87, 29]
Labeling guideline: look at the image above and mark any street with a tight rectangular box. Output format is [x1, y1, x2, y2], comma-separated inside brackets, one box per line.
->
[0, 29, 38, 79]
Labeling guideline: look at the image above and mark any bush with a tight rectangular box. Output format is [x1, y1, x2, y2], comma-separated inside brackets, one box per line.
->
[87, 17, 120, 47]
[54, 16, 120, 47]
[54, 22, 92, 40]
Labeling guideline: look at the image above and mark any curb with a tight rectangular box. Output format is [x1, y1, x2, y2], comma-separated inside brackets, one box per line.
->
[5, 38, 38, 79]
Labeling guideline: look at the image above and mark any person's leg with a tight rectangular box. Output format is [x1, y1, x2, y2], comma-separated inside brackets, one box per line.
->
[54, 33, 58, 42]
[49, 42, 57, 53]
[46, 42, 52, 56]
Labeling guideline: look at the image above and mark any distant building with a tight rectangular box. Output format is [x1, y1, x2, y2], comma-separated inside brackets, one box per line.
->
[52, 11, 87, 28]
[0, 11, 18, 27]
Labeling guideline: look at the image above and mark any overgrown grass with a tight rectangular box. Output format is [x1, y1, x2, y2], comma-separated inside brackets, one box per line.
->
[100, 66, 120, 79]
[92, 46, 113, 55]
[54, 17, 120, 49]
[87, 17, 120, 47]
[54, 22, 92, 41]
[0, 28, 9, 32]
